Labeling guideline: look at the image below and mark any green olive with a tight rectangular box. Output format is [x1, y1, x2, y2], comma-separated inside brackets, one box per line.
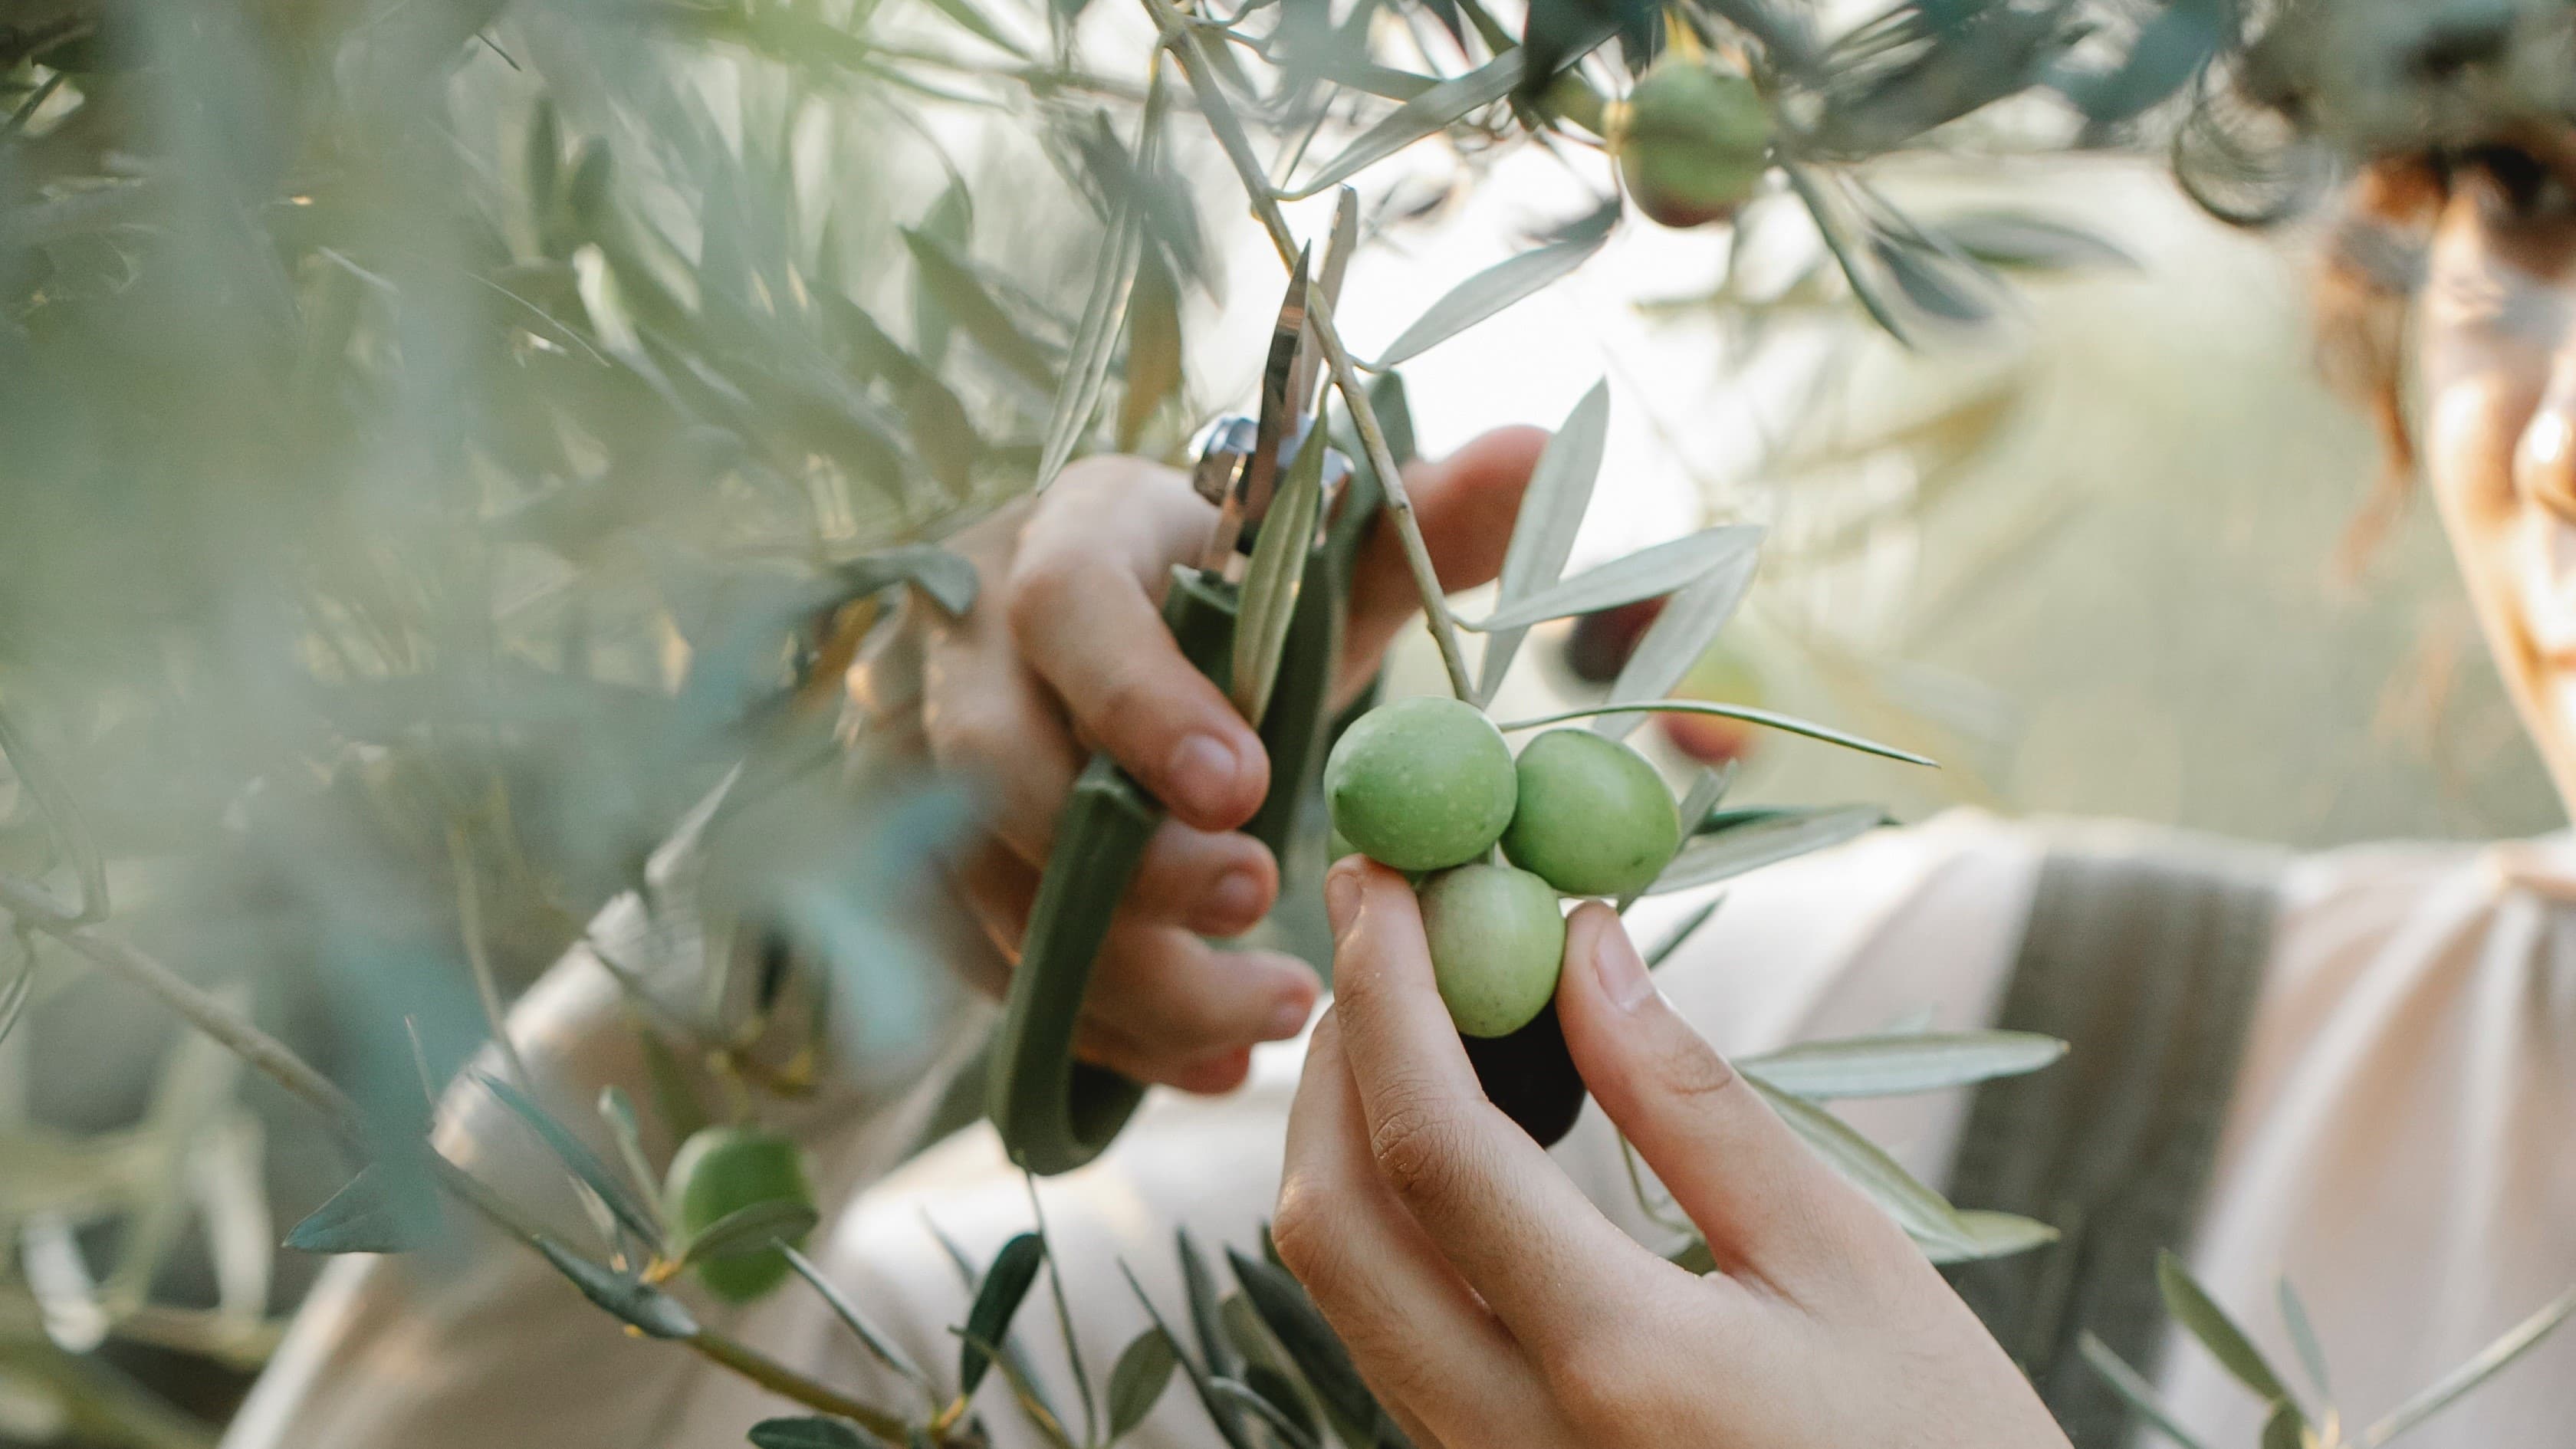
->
[1502, 729, 1681, 898]
[664, 1125, 813, 1303]
[1614, 60, 1771, 229]
[1418, 864, 1567, 1039]
[1324, 697, 1519, 872]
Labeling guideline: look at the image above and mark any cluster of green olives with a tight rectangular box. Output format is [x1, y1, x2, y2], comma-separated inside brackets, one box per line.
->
[1323, 697, 1682, 1039]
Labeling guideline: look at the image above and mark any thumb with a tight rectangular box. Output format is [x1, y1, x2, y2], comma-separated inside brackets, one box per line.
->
[1338, 426, 1548, 701]
[1552, 902, 1900, 1280]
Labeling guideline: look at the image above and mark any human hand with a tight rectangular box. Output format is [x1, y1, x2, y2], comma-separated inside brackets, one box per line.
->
[889, 431, 1544, 1096]
[1273, 859, 2072, 1449]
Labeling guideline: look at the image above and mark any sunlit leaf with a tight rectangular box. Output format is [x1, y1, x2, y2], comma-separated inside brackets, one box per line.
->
[2365, 1285, 2576, 1447]
[1648, 806, 1889, 895]
[1108, 1325, 1179, 1438]
[959, 1232, 1046, 1398]
[1591, 556, 1761, 741]
[531, 1237, 698, 1339]
[912, 0, 1028, 56]
[1918, 1210, 2060, 1265]
[1037, 116, 1148, 495]
[1371, 206, 1613, 368]
[1477, 380, 1608, 702]
[1286, 51, 1528, 200]
[1739, 1032, 2065, 1099]
[1233, 420, 1329, 724]
[1745, 1076, 1982, 1257]
[1501, 701, 1930, 765]
[1118, 249, 1184, 452]
[2081, 1332, 2213, 1449]
[1464, 526, 1764, 634]
[901, 226, 1060, 395]
[2157, 1250, 2292, 1406]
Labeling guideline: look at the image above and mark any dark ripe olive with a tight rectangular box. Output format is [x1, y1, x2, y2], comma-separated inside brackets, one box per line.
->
[1324, 696, 1519, 872]
[1464, 1003, 1588, 1148]
[1502, 730, 1683, 899]
[664, 1125, 813, 1303]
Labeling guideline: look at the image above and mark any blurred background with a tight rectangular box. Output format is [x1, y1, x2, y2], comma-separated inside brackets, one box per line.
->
[1, 0, 2559, 1444]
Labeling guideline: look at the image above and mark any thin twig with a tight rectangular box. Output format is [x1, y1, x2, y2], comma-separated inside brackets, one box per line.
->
[688, 1329, 914, 1444]
[1145, 0, 1479, 700]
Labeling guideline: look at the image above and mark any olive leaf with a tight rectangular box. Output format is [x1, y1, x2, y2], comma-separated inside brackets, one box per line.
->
[1232, 418, 1330, 725]
[1175, 1228, 1240, 1379]
[283, 1163, 442, 1255]
[2364, 1284, 2576, 1447]
[1285, 51, 1528, 200]
[1208, 1378, 1324, 1449]
[958, 1231, 1047, 1399]
[832, 544, 980, 618]
[1463, 525, 1765, 635]
[1370, 205, 1615, 369]
[1935, 211, 2138, 274]
[474, 1072, 665, 1249]
[2259, 1403, 2308, 1449]
[951, 1326, 1077, 1447]
[1118, 250, 1184, 452]
[1737, 1031, 2066, 1099]
[912, 0, 1028, 57]
[2157, 1250, 2293, 1405]
[1106, 1325, 1179, 1438]
[2080, 1332, 2214, 1449]
[1648, 805, 1890, 895]
[899, 226, 1062, 394]
[1242, 1362, 1322, 1443]
[1121, 1260, 1263, 1449]
[746, 1418, 875, 1449]
[1589, 552, 1762, 742]
[1502, 702, 1931, 766]
[674, 1197, 820, 1269]
[531, 1237, 699, 1339]
[1036, 111, 1149, 497]
[781, 1244, 935, 1400]
[595, 1087, 662, 1232]
[1919, 1210, 2061, 1266]
[1477, 380, 1608, 703]
[1642, 897, 1722, 968]
[1224, 1247, 1387, 1447]
[2278, 1278, 2331, 1401]
[1744, 1076, 2008, 1262]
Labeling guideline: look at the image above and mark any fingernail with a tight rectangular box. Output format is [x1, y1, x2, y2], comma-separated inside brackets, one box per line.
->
[1264, 992, 1314, 1040]
[1168, 733, 1241, 818]
[1205, 868, 1267, 931]
[1323, 860, 1363, 938]
[1593, 921, 1654, 1011]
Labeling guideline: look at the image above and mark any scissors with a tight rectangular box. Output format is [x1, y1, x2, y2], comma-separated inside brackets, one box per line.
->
[990, 196, 1381, 1175]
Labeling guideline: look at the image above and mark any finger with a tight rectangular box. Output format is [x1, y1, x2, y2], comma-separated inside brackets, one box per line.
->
[1276, 1014, 1569, 1447]
[1007, 461, 1267, 830]
[1339, 427, 1549, 700]
[1322, 859, 1661, 1354]
[1552, 902, 1898, 1286]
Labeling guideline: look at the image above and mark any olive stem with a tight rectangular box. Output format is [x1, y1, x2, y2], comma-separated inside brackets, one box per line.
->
[1490, 698, 1936, 766]
[1145, 0, 1480, 702]
[688, 1331, 914, 1444]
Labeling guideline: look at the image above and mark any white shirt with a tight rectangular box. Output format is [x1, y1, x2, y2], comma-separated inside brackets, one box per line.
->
[222, 810, 2576, 1448]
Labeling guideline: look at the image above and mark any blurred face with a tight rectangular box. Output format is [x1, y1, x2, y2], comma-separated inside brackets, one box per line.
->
[2416, 130, 2576, 817]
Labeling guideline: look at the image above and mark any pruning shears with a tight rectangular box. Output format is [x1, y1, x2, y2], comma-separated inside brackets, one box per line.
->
[992, 205, 1380, 1175]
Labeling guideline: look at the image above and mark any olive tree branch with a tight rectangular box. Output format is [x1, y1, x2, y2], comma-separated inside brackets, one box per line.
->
[0, 872, 915, 1436]
[1143, 0, 1480, 701]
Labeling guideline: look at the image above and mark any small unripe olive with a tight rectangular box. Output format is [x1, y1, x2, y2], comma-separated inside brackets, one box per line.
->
[1418, 864, 1567, 1039]
[1324, 697, 1518, 872]
[665, 1125, 813, 1303]
[1614, 61, 1771, 229]
[1502, 730, 1681, 898]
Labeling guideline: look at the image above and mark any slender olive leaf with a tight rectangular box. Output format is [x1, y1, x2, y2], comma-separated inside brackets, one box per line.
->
[566, 141, 611, 234]
[1738, 1032, 2067, 1099]
[1208, 1379, 1323, 1449]
[1464, 526, 1766, 634]
[1106, 1326, 1179, 1438]
[1936, 211, 2138, 274]
[933, 1221, 1063, 1427]
[1919, 1210, 2060, 1266]
[1370, 218, 1612, 370]
[1783, 163, 1914, 348]
[2259, 1403, 2307, 1449]
[675, 1198, 820, 1268]
[2080, 1332, 2215, 1449]
[1036, 113, 1147, 497]
[1017, 1175, 1095, 1449]
[1743, 1075, 1979, 1255]
[900, 227, 1060, 395]
[1119, 1261, 1263, 1449]
[2364, 1284, 2576, 1447]
[0, 949, 34, 1049]
[1477, 380, 1608, 703]
[780, 1244, 935, 1399]
[1244, 1362, 1322, 1443]
[959, 1232, 1047, 1399]
[283, 1164, 441, 1254]
[1175, 1228, 1239, 1379]
[531, 1237, 698, 1339]
[909, 0, 1028, 56]
[833, 544, 978, 618]
[1232, 418, 1329, 724]
[594, 1089, 665, 1245]
[950, 1327, 1077, 1448]
[1219, 1293, 1286, 1377]
[1284, 51, 1528, 200]
[1871, 232, 1998, 326]
[1643, 897, 1722, 968]
[1117, 250, 1184, 452]
[1648, 806, 1891, 895]
[2157, 1250, 2293, 1406]
[473, 1072, 664, 1248]
[527, 99, 560, 212]
[1590, 551, 1762, 741]
[747, 1418, 876, 1449]
[913, 181, 973, 370]
[1224, 1248, 1383, 1443]
[2277, 1278, 2331, 1402]
[1502, 701, 1932, 767]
